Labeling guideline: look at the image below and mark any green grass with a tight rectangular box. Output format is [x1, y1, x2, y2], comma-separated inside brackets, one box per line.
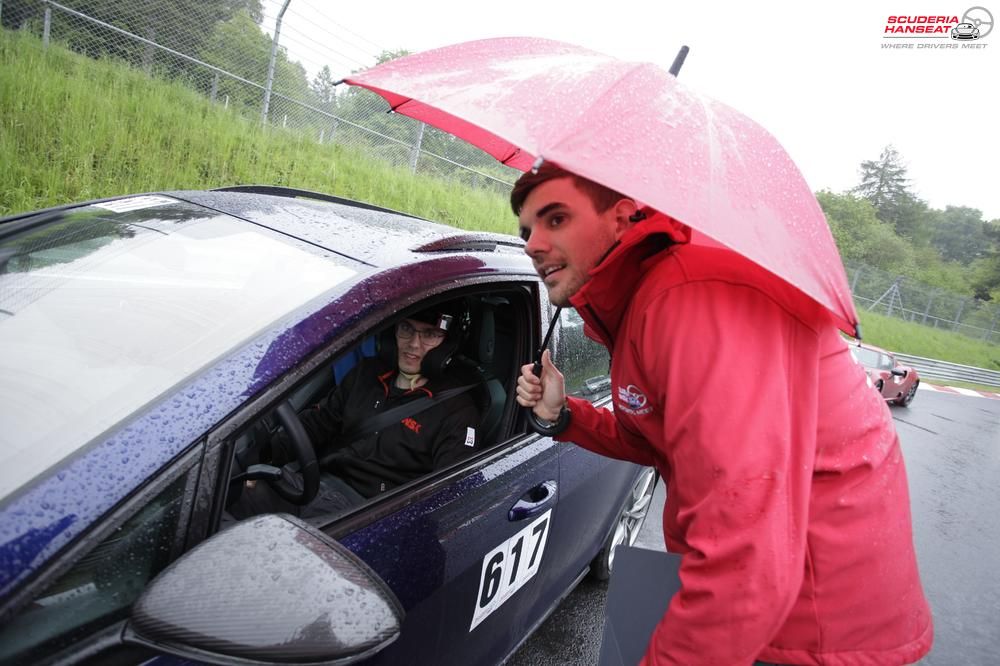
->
[0, 30, 515, 233]
[858, 310, 1000, 371]
[4, 29, 999, 381]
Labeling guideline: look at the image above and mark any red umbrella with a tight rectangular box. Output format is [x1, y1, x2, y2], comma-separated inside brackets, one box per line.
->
[343, 37, 860, 336]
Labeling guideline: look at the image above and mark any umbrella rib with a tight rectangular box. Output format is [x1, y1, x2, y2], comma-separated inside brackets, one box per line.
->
[500, 147, 522, 165]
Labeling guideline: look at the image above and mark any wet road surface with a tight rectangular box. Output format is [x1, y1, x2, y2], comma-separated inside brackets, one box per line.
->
[509, 390, 1000, 665]
[896, 392, 1000, 664]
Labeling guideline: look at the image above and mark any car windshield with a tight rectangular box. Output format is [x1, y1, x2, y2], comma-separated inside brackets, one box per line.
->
[0, 196, 358, 500]
[851, 346, 882, 368]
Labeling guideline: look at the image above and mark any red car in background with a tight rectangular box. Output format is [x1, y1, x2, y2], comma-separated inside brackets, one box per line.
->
[848, 342, 920, 407]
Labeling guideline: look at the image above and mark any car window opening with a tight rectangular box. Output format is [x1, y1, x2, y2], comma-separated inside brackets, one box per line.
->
[221, 288, 529, 529]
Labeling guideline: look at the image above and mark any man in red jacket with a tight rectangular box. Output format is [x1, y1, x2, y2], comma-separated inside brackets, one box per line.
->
[514, 163, 933, 665]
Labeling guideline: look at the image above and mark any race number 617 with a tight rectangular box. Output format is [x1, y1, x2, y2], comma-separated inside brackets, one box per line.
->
[470, 510, 551, 631]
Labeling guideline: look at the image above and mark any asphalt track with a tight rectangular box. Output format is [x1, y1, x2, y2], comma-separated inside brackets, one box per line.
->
[509, 387, 1000, 665]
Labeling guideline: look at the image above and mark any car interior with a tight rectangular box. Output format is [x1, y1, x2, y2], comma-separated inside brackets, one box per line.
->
[222, 286, 532, 526]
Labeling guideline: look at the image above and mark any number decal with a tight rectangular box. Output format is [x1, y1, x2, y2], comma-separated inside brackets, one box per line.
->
[508, 536, 524, 586]
[528, 518, 548, 567]
[470, 510, 552, 631]
[479, 551, 504, 608]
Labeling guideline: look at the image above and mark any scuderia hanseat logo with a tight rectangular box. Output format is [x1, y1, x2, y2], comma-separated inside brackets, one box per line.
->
[617, 384, 653, 416]
[883, 6, 993, 45]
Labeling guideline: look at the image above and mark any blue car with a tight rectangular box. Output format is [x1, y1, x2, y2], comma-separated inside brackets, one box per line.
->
[0, 187, 656, 665]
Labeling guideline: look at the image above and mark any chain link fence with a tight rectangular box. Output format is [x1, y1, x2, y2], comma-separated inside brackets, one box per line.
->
[848, 262, 1000, 343]
[2, 0, 518, 195]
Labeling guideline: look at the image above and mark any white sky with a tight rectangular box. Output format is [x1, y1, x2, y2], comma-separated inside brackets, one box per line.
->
[262, 0, 999, 220]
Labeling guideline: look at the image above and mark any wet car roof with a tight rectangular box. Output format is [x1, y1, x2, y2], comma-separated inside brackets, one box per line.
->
[168, 190, 519, 267]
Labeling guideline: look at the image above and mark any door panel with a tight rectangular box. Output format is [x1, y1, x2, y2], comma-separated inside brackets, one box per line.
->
[340, 436, 561, 665]
[550, 439, 640, 584]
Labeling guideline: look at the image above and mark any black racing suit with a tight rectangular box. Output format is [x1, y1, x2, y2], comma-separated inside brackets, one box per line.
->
[292, 358, 481, 498]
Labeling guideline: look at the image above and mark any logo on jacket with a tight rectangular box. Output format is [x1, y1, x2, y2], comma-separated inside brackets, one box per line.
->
[617, 384, 652, 416]
[401, 418, 422, 434]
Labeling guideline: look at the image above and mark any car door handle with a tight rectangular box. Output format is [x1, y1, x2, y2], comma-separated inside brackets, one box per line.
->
[508, 480, 558, 521]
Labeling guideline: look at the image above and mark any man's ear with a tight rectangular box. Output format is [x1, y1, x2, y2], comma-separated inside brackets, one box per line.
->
[612, 198, 639, 239]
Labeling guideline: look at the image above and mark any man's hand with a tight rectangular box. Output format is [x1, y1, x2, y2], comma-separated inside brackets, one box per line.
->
[516, 349, 566, 422]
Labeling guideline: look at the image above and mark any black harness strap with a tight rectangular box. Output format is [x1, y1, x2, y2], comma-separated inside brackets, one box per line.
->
[319, 384, 476, 467]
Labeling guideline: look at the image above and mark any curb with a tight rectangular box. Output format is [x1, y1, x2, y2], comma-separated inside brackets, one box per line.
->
[919, 383, 1000, 400]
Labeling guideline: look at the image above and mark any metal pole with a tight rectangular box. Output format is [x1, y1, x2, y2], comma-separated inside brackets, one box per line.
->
[143, 25, 158, 74]
[850, 266, 862, 294]
[261, 0, 292, 125]
[986, 308, 1000, 343]
[43, 3, 51, 48]
[952, 298, 966, 331]
[410, 122, 425, 173]
[921, 292, 934, 325]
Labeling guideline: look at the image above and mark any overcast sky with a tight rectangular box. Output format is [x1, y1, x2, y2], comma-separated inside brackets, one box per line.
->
[262, 0, 999, 220]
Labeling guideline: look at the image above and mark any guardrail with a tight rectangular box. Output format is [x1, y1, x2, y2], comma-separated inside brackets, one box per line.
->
[894, 353, 1000, 389]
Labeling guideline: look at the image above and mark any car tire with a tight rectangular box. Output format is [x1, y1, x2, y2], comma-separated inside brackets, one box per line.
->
[590, 467, 659, 581]
[896, 381, 919, 407]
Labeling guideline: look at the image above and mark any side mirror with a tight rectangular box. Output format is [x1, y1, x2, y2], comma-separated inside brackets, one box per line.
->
[891, 368, 906, 377]
[124, 514, 403, 665]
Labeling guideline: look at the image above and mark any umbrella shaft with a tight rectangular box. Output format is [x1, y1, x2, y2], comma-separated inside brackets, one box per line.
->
[534, 307, 562, 376]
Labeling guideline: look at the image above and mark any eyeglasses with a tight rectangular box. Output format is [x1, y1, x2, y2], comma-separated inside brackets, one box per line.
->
[395, 320, 446, 345]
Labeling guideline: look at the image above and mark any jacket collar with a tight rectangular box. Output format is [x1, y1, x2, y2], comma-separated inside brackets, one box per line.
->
[378, 369, 437, 398]
[569, 208, 690, 348]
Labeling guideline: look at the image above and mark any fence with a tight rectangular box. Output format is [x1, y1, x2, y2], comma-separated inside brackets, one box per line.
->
[847, 262, 1000, 344]
[2, 0, 519, 195]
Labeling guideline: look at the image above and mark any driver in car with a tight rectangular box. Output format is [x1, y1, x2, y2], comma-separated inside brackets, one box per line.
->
[257, 303, 481, 515]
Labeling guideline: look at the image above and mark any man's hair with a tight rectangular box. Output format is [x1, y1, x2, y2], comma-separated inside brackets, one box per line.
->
[509, 162, 627, 216]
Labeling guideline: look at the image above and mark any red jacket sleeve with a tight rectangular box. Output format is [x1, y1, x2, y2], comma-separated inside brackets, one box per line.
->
[638, 279, 821, 665]
[558, 397, 657, 466]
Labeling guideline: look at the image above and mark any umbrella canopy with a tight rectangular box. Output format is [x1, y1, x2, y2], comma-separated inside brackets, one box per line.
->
[344, 37, 859, 336]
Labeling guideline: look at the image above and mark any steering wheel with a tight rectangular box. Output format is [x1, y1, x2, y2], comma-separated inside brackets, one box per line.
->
[266, 401, 320, 505]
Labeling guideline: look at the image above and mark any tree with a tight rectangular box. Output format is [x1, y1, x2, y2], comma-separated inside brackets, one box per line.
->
[931, 206, 989, 264]
[8, 0, 264, 79]
[198, 10, 272, 113]
[969, 219, 1000, 300]
[816, 190, 916, 276]
[852, 146, 916, 231]
[887, 192, 932, 245]
[375, 49, 412, 66]
[330, 49, 422, 161]
[311, 65, 337, 110]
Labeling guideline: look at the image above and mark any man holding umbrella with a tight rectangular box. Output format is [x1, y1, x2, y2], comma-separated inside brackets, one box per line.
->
[343, 36, 933, 664]
[513, 163, 933, 665]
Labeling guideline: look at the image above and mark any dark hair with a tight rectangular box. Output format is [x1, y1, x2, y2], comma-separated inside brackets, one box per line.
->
[509, 162, 627, 216]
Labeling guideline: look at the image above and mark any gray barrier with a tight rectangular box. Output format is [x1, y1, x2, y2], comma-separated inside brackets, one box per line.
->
[894, 353, 1000, 389]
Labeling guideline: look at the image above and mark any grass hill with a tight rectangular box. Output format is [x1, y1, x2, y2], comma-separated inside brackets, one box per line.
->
[0, 29, 514, 233]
